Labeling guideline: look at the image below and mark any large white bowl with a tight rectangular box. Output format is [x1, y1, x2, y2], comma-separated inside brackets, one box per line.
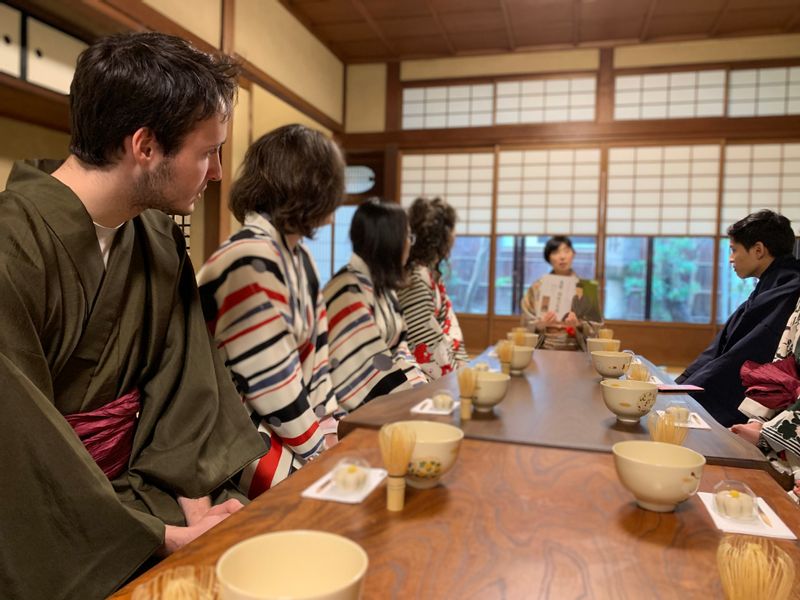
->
[600, 379, 658, 423]
[474, 371, 511, 412]
[612, 440, 706, 512]
[591, 350, 633, 378]
[586, 337, 621, 353]
[394, 420, 464, 489]
[216, 530, 368, 599]
[509, 345, 534, 375]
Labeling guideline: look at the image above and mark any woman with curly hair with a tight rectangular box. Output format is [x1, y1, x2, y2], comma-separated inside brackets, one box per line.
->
[397, 197, 468, 379]
[197, 124, 344, 496]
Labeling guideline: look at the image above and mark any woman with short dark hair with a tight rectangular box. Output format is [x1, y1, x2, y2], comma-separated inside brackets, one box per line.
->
[521, 235, 602, 350]
[323, 199, 427, 410]
[397, 197, 468, 379]
[198, 124, 344, 496]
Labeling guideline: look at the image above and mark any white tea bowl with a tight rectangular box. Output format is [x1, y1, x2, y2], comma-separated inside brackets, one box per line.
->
[591, 350, 633, 378]
[612, 440, 705, 513]
[473, 371, 511, 412]
[600, 379, 658, 423]
[394, 420, 464, 489]
[216, 530, 368, 599]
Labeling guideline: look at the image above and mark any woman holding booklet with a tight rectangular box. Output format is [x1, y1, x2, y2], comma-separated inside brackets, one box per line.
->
[520, 235, 603, 350]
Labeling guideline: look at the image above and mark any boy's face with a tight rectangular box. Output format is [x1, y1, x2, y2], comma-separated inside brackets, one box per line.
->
[729, 240, 763, 279]
[133, 113, 227, 216]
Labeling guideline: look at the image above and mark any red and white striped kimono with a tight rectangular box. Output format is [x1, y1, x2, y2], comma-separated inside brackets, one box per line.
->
[323, 254, 428, 411]
[397, 264, 468, 379]
[198, 212, 338, 497]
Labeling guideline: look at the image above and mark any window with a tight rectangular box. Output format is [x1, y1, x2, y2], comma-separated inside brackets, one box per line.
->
[614, 70, 725, 120]
[495, 76, 596, 124]
[722, 143, 800, 231]
[494, 235, 597, 316]
[604, 237, 714, 323]
[402, 84, 493, 130]
[716, 238, 756, 325]
[400, 152, 494, 234]
[497, 148, 600, 235]
[304, 205, 358, 288]
[607, 144, 720, 236]
[344, 166, 376, 195]
[443, 236, 490, 314]
[728, 66, 800, 118]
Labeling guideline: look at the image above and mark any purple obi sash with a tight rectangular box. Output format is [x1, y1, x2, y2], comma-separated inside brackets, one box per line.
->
[65, 388, 140, 480]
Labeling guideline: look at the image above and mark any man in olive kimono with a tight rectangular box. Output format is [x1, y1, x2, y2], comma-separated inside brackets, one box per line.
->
[0, 33, 264, 599]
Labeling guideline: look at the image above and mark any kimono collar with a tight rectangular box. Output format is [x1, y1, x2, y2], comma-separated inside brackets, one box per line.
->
[347, 253, 373, 282]
[244, 211, 305, 255]
[6, 161, 107, 296]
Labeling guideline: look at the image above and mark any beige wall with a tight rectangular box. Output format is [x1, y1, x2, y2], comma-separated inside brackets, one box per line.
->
[345, 63, 387, 134]
[615, 33, 800, 68]
[401, 48, 599, 81]
[228, 85, 252, 232]
[0, 117, 70, 187]
[251, 84, 332, 140]
[143, 0, 221, 48]
[235, 0, 343, 124]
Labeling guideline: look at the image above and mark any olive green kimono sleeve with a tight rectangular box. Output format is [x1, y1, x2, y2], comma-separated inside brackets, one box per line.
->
[0, 352, 163, 600]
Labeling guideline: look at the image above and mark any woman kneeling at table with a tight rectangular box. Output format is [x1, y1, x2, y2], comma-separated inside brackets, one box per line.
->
[731, 297, 800, 502]
[323, 199, 428, 411]
[198, 124, 343, 497]
[520, 235, 602, 351]
[397, 197, 469, 379]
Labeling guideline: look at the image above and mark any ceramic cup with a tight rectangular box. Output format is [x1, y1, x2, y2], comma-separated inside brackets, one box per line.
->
[509, 345, 534, 375]
[216, 530, 368, 600]
[586, 338, 621, 353]
[590, 350, 634, 378]
[612, 440, 705, 513]
[506, 331, 539, 348]
[600, 379, 658, 423]
[393, 420, 464, 489]
[473, 371, 511, 412]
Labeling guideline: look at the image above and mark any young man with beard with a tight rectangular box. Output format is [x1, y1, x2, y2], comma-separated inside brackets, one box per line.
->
[0, 32, 264, 599]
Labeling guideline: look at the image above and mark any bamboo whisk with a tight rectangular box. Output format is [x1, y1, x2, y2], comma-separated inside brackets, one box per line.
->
[131, 566, 217, 600]
[512, 329, 526, 346]
[647, 412, 688, 445]
[717, 535, 796, 600]
[496, 340, 513, 374]
[379, 423, 416, 511]
[458, 366, 477, 421]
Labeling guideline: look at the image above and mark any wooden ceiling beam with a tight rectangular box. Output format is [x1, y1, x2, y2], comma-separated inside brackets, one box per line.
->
[708, 0, 732, 37]
[639, 0, 658, 42]
[349, 0, 398, 57]
[425, 0, 456, 55]
[498, 0, 516, 51]
[572, 0, 581, 47]
[783, 4, 800, 32]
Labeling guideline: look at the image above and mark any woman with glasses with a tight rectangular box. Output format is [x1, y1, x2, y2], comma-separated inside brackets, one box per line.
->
[323, 199, 428, 411]
[398, 196, 468, 379]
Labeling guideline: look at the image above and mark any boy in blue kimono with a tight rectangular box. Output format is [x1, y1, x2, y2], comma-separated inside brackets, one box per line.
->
[676, 210, 800, 427]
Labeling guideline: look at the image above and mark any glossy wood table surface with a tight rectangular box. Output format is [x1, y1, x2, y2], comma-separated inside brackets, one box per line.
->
[113, 428, 799, 600]
[338, 349, 767, 470]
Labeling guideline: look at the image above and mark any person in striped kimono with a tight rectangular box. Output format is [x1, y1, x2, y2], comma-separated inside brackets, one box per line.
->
[324, 200, 428, 411]
[198, 124, 344, 496]
[397, 197, 469, 379]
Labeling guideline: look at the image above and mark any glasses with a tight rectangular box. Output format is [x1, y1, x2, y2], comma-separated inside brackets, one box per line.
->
[407, 232, 417, 246]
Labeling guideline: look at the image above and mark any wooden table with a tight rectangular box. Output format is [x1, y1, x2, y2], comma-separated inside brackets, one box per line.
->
[113, 428, 799, 599]
[339, 349, 767, 470]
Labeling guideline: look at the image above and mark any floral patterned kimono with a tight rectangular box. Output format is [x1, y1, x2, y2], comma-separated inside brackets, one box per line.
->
[397, 264, 468, 379]
[740, 298, 800, 498]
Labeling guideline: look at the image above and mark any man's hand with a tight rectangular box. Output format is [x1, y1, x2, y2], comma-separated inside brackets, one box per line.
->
[563, 311, 579, 326]
[162, 496, 244, 555]
[542, 311, 557, 323]
[730, 421, 763, 446]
